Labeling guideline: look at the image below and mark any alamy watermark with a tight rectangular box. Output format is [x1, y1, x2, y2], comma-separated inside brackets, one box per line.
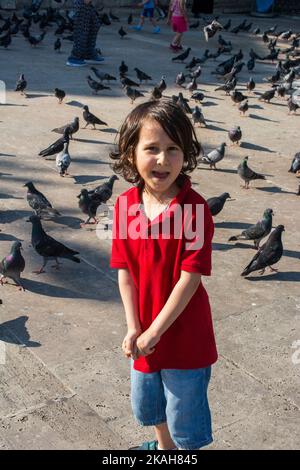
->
[0, 80, 6, 104]
[95, 198, 205, 250]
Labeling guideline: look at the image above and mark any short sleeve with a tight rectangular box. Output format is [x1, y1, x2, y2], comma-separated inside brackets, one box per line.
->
[110, 197, 128, 269]
[180, 201, 214, 276]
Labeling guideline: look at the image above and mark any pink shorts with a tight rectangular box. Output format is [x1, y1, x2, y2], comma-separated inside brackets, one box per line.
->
[171, 16, 188, 33]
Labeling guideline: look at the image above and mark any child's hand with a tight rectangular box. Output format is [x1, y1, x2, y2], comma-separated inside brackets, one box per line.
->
[136, 329, 160, 357]
[122, 329, 141, 360]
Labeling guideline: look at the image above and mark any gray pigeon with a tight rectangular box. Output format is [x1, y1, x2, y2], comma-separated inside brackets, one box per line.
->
[289, 152, 300, 174]
[228, 126, 242, 145]
[238, 156, 266, 189]
[258, 88, 275, 103]
[56, 141, 71, 177]
[198, 143, 226, 169]
[241, 225, 284, 276]
[24, 182, 61, 218]
[124, 85, 144, 104]
[229, 208, 273, 249]
[239, 99, 249, 116]
[192, 106, 206, 127]
[207, 192, 232, 216]
[0, 241, 25, 290]
[28, 215, 80, 274]
[204, 20, 223, 41]
[52, 117, 79, 139]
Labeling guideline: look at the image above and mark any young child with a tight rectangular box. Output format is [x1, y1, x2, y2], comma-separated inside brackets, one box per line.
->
[110, 100, 217, 451]
[133, 0, 161, 34]
[167, 0, 188, 51]
[66, 0, 104, 67]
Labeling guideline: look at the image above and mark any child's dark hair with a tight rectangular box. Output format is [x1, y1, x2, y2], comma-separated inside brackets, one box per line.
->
[110, 100, 201, 188]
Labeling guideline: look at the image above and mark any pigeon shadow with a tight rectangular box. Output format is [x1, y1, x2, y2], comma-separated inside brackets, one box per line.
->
[0, 316, 41, 347]
[204, 95, 224, 101]
[202, 101, 218, 107]
[100, 128, 118, 134]
[0, 210, 32, 224]
[26, 93, 51, 99]
[0, 232, 22, 242]
[249, 104, 263, 110]
[198, 167, 237, 174]
[256, 186, 295, 195]
[205, 124, 228, 132]
[74, 157, 107, 165]
[270, 101, 286, 107]
[240, 142, 275, 153]
[213, 242, 253, 251]
[73, 175, 107, 185]
[1, 103, 28, 107]
[74, 137, 108, 145]
[283, 249, 300, 260]
[214, 221, 253, 230]
[66, 100, 84, 108]
[0, 153, 16, 157]
[0, 193, 23, 199]
[249, 113, 279, 122]
[50, 215, 82, 229]
[245, 271, 300, 282]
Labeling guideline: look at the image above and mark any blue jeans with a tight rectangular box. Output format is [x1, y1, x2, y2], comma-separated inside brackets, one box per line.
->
[131, 364, 213, 450]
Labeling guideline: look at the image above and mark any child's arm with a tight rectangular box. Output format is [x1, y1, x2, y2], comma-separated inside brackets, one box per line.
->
[118, 268, 142, 359]
[136, 271, 202, 356]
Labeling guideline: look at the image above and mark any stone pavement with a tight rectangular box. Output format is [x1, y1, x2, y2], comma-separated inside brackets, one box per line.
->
[0, 10, 299, 449]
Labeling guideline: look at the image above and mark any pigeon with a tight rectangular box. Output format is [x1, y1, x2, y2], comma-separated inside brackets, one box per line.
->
[289, 152, 300, 174]
[230, 89, 246, 105]
[198, 143, 226, 169]
[121, 76, 140, 88]
[88, 175, 119, 203]
[192, 106, 206, 127]
[54, 88, 65, 104]
[258, 89, 275, 102]
[134, 67, 152, 83]
[39, 128, 70, 157]
[185, 57, 199, 70]
[28, 30, 46, 47]
[151, 86, 162, 100]
[24, 182, 61, 218]
[276, 85, 286, 98]
[157, 76, 167, 93]
[172, 47, 191, 63]
[189, 66, 202, 80]
[287, 96, 300, 115]
[15, 73, 27, 95]
[247, 57, 255, 72]
[0, 242, 25, 290]
[124, 85, 144, 104]
[253, 27, 260, 35]
[56, 141, 71, 177]
[229, 208, 274, 249]
[246, 77, 255, 92]
[264, 70, 281, 84]
[207, 192, 232, 216]
[82, 105, 107, 129]
[119, 60, 128, 75]
[54, 37, 61, 52]
[90, 68, 117, 83]
[215, 78, 236, 95]
[77, 189, 103, 226]
[127, 13, 133, 25]
[0, 30, 11, 48]
[238, 99, 249, 116]
[228, 126, 242, 145]
[186, 77, 197, 93]
[52, 117, 79, 139]
[176, 92, 192, 114]
[241, 225, 284, 276]
[175, 72, 186, 87]
[118, 26, 127, 39]
[87, 76, 111, 94]
[223, 19, 231, 31]
[191, 91, 205, 102]
[204, 20, 223, 41]
[237, 156, 266, 189]
[28, 215, 80, 273]
[280, 30, 292, 40]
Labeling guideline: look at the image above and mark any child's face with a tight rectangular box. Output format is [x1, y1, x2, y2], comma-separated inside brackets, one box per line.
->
[135, 119, 184, 196]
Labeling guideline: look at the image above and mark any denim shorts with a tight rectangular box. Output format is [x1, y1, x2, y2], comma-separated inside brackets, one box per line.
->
[131, 364, 213, 450]
[142, 8, 154, 18]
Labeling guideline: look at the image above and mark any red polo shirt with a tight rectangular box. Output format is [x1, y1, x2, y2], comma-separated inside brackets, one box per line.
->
[110, 175, 218, 373]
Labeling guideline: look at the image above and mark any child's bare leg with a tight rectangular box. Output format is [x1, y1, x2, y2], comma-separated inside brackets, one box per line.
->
[154, 422, 176, 449]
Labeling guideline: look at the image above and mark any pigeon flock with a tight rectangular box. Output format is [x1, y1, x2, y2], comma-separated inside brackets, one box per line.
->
[1, 3, 300, 292]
